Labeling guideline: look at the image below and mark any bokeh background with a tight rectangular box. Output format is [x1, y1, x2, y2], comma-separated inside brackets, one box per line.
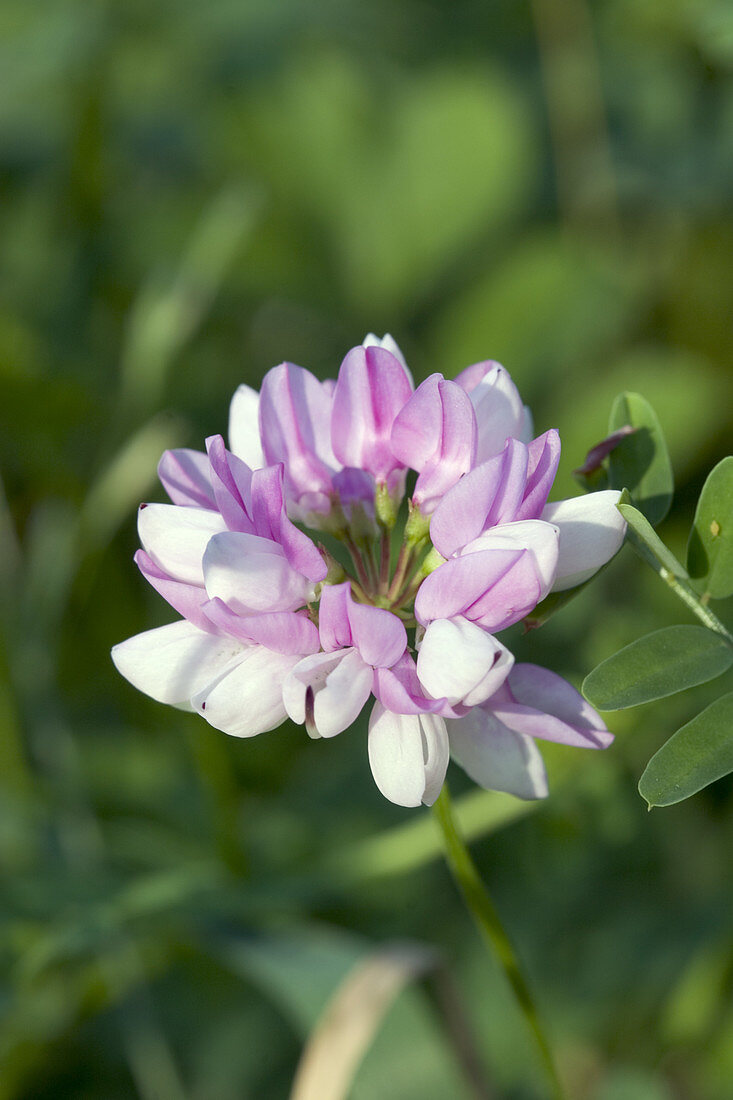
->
[1, 1, 732, 1097]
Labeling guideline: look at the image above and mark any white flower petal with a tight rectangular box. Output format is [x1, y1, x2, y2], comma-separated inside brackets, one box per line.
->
[417, 617, 513, 707]
[462, 519, 560, 596]
[203, 531, 312, 613]
[542, 490, 626, 591]
[448, 709, 548, 800]
[228, 383, 264, 470]
[283, 649, 373, 738]
[111, 620, 245, 707]
[191, 646, 300, 737]
[469, 364, 526, 463]
[138, 504, 226, 586]
[368, 704, 449, 807]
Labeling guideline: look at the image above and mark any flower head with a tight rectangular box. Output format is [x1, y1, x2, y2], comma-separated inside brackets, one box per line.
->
[113, 335, 626, 807]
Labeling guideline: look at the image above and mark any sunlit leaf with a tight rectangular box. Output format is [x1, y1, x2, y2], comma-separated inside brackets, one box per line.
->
[583, 625, 733, 710]
[687, 456, 733, 599]
[608, 392, 674, 526]
[639, 692, 733, 807]
[619, 501, 688, 578]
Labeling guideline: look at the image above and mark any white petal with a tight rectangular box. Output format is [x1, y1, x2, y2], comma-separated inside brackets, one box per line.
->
[448, 709, 548, 800]
[203, 531, 312, 613]
[285, 648, 373, 738]
[470, 365, 525, 463]
[191, 646, 300, 737]
[462, 519, 560, 596]
[417, 617, 513, 707]
[112, 620, 245, 707]
[542, 490, 626, 591]
[138, 504, 226, 585]
[368, 704, 449, 807]
[228, 384, 264, 470]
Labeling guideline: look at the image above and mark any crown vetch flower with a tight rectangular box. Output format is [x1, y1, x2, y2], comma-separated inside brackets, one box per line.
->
[113, 335, 626, 808]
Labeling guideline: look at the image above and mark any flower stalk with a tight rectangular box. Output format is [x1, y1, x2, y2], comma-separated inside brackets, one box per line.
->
[432, 784, 567, 1100]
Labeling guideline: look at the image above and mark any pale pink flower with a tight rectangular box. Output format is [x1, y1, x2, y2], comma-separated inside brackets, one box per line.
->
[114, 335, 624, 807]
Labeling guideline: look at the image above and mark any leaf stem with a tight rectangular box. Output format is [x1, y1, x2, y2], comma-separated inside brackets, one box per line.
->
[432, 785, 566, 1100]
[656, 566, 733, 645]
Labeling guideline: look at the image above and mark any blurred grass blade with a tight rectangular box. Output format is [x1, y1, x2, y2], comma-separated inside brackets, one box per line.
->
[326, 787, 535, 882]
[619, 499, 688, 578]
[290, 943, 437, 1100]
[687, 456, 733, 600]
[608, 392, 673, 526]
[639, 692, 733, 807]
[79, 413, 185, 549]
[583, 625, 733, 710]
[120, 185, 261, 416]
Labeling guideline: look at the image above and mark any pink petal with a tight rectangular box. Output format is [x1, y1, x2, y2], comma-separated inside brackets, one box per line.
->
[259, 362, 337, 501]
[454, 361, 526, 464]
[391, 375, 477, 512]
[490, 664, 613, 749]
[202, 598, 320, 656]
[206, 434, 255, 532]
[515, 430, 561, 521]
[372, 653, 447, 715]
[158, 448, 216, 509]
[331, 345, 413, 481]
[135, 549, 213, 633]
[429, 439, 529, 558]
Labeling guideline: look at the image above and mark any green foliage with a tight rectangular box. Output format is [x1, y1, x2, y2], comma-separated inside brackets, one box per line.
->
[608, 392, 674, 526]
[687, 457, 733, 599]
[583, 626, 733, 710]
[2, 0, 733, 1097]
[639, 693, 733, 807]
[618, 500, 688, 578]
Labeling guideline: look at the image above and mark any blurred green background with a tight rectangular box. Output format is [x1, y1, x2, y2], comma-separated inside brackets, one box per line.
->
[1, 0, 732, 1097]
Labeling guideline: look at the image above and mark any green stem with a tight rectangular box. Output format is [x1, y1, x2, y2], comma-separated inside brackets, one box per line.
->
[658, 567, 733, 645]
[432, 785, 566, 1100]
[344, 534, 372, 594]
[387, 541, 414, 601]
[379, 529, 392, 594]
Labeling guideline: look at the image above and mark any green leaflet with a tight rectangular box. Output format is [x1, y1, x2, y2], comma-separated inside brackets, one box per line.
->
[608, 392, 674, 526]
[639, 692, 733, 807]
[582, 625, 733, 710]
[618, 500, 688, 579]
[687, 456, 733, 600]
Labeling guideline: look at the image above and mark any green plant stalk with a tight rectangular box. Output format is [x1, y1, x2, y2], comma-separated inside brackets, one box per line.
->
[626, 530, 733, 644]
[432, 785, 566, 1100]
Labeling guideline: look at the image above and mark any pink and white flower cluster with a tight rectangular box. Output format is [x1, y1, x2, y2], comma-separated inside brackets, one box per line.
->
[113, 336, 625, 807]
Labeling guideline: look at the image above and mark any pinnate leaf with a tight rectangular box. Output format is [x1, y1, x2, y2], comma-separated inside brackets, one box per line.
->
[608, 392, 673, 526]
[687, 456, 733, 599]
[582, 625, 733, 710]
[639, 692, 733, 807]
